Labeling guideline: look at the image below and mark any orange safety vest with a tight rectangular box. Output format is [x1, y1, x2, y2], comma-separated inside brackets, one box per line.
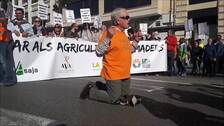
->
[0, 17, 9, 42]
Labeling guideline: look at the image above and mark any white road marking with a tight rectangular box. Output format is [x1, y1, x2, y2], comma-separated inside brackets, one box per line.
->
[77, 77, 224, 89]
[210, 84, 224, 88]
[0, 108, 62, 126]
[132, 84, 163, 89]
[132, 77, 193, 85]
[131, 84, 164, 93]
[131, 87, 164, 93]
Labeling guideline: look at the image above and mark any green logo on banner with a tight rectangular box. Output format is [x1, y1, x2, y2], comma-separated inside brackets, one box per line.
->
[16, 61, 24, 75]
[15, 61, 39, 75]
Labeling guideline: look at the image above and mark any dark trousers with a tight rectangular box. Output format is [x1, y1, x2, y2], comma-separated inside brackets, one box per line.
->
[0, 41, 17, 83]
[176, 58, 186, 75]
[202, 59, 215, 76]
[191, 58, 200, 75]
[89, 78, 131, 104]
[216, 56, 224, 74]
[167, 51, 175, 76]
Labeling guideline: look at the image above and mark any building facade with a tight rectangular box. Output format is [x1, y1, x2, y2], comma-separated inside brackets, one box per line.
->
[175, 0, 224, 40]
[67, 0, 172, 39]
[10, 0, 224, 40]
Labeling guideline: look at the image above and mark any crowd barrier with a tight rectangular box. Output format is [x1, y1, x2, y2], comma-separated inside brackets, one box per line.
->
[13, 36, 167, 82]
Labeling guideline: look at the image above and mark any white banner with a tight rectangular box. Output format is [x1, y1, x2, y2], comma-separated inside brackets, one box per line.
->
[139, 23, 148, 35]
[13, 37, 167, 82]
[80, 8, 91, 23]
[38, 2, 48, 20]
[53, 12, 63, 25]
[198, 22, 209, 35]
[63, 9, 75, 24]
[131, 41, 167, 73]
[184, 18, 193, 32]
[93, 16, 102, 29]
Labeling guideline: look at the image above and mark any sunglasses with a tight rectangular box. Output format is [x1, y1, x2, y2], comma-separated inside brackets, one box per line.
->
[119, 16, 130, 20]
[55, 26, 62, 28]
[34, 20, 41, 22]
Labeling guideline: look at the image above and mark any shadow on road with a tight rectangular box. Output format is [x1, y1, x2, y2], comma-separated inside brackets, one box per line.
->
[141, 87, 224, 126]
[165, 88, 224, 111]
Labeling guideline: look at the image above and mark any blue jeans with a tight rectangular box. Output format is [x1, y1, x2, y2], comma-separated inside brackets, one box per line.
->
[0, 42, 8, 82]
[0, 42, 17, 83]
[177, 58, 186, 75]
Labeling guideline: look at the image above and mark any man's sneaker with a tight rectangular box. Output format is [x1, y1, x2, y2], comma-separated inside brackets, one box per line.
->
[118, 97, 129, 106]
[128, 95, 142, 107]
[79, 82, 94, 99]
[114, 98, 128, 106]
[116, 95, 142, 107]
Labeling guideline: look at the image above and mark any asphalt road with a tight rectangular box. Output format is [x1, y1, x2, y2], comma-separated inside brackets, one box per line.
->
[0, 75, 224, 126]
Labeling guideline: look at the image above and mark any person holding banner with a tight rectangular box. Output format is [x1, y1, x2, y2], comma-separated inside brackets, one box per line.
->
[32, 16, 48, 36]
[65, 23, 79, 39]
[79, 23, 94, 42]
[0, 8, 17, 86]
[49, 23, 64, 37]
[7, 8, 34, 37]
[80, 8, 142, 106]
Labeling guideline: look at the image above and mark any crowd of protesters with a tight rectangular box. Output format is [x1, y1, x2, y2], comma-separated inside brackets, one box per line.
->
[126, 28, 224, 77]
[164, 31, 224, 77]
[3, 8, 108, 42]
[1, 7, 224, 86]
[0, 8, 112, 85]
[190, 35, 224, 77]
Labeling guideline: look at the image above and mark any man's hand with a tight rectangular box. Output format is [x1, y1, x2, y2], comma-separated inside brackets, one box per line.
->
[71, 28, 75, 33]
[21, 32, 29, 37]
[13, 30, 20, 37]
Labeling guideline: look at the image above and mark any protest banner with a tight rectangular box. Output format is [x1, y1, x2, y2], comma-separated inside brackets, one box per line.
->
[80, 8, 91, 23]
[13, 36, 167, 82]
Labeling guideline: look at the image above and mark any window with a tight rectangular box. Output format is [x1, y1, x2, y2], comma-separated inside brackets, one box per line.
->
[155, 21, 160, 27]
[31, 0, 38, 4]
[14, 0, 18, 5]
[189, 0, 216, 4]
[67, 0, 98, 18]
[104, 0, 151, 13]
[22, 0, 28, 5]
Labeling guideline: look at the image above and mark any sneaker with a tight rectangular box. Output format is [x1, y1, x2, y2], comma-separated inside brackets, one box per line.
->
[119, 97, 129, 106]
[79, 82, 94, 99]
[128, 95, 142, 107]
[113, 96, 129, 106]
[117, 95, 142, 107]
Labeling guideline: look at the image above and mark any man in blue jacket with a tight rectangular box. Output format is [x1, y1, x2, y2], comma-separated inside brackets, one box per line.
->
[215, 35, 224, 74]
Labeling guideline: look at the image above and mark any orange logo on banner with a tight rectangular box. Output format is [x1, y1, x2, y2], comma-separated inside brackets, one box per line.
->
[0, 18, 9, 42]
